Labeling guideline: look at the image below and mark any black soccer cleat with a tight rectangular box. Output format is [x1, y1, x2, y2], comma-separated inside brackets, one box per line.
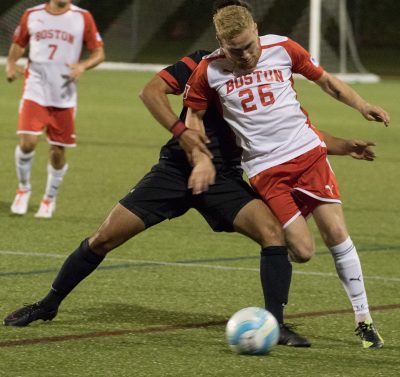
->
[3, 302, 58, 327]
[355, 321, 384, 349]
[278, 323, 311, 347]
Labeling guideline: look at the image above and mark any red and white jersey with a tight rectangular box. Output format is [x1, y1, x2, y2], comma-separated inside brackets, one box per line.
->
[13, 3, 103, 108]
[184, 35, 324, 178]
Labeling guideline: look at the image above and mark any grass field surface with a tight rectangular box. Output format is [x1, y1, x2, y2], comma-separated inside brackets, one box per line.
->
[0, 69, 399, 377]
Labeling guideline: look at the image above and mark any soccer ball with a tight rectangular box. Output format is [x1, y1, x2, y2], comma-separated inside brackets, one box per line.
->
[225, 307, 280, 355]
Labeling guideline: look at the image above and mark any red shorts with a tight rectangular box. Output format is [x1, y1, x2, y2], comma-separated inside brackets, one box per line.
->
[18, 99, 76, 147]
[250, 145, 341, 227]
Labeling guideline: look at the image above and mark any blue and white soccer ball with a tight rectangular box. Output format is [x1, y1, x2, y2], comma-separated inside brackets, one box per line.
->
[225, 307, 280, 355]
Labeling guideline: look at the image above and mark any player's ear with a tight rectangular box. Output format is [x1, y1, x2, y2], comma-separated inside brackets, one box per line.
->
[216, 35, 223, 47]
[253, 22, 258, 35]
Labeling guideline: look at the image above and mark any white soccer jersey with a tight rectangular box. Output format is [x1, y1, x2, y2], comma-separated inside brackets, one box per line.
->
[184, 35, 324, 178]
[13, 3, 103, 108]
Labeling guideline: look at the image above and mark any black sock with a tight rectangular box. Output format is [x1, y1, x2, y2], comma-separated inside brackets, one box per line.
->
[40, 239, 104, 309]
[260, 246, 292, 324]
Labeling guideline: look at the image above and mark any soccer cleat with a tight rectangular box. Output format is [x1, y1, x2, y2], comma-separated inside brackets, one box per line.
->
[10, 189, 31, 215]
[355, 321, 384, 349]
[278, 323, 311, 347]
[3, 302, 58, 327]
[34, 198, 56, 218]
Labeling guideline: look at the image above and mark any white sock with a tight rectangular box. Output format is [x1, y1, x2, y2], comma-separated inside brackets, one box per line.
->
[43, 163, 69, 201]
[15, 145, 35, 191]
[329, 237, 372, 324]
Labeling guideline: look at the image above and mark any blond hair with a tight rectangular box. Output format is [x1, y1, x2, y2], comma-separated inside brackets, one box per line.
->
[213, 5, 254, 41]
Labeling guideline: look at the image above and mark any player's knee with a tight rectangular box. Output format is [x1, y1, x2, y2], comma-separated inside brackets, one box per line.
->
[287, 241, 315, 263]
[322, 226, 348, 247]
[19, 141, 35, 154]
[49, 146, 65, 168]
[88, 232, 115, 256]
[289, 251, 312, 263]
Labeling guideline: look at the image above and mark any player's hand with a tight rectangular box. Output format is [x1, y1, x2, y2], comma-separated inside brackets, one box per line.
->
[67, 63, 86, 81]
[360, 103, 390, 127]
[179, 129, 213, 159]
[6, 63, 24, 82]
[346, 139, 376, 161]
[188, 154, 216, 195]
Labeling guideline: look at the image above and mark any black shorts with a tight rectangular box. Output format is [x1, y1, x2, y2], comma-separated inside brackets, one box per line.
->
[119, 160, 258, 232]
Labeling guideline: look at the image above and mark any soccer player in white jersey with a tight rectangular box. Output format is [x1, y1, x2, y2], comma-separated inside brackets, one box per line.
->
[183, 1, 390, 349]
[6, 0, 105, 218]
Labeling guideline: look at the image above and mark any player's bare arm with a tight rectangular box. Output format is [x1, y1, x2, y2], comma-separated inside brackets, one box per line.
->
[6, 43, 25, 82]
[186, 107, 216, 191]
[188, 147, 216, 195]
[315, 71, 390, 126]
[139, 75, 212, 158]
[185, 108, 210, 158]
[140, 75, 182, 128]
[67, 46, 105, 81]
[320, 130, 376, 161]
[179, 126, 213, 161]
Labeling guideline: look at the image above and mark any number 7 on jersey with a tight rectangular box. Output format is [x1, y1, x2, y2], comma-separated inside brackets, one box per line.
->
[48, 44, 58, 60]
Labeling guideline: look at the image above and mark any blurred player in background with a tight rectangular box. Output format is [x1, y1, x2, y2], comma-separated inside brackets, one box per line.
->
[3, 47, 376, 348]
[6, 0, 104, 218]
[183, 1, 390, 348]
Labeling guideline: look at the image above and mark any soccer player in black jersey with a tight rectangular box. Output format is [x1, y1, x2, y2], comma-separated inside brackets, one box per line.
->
[3, 49, 376, 348]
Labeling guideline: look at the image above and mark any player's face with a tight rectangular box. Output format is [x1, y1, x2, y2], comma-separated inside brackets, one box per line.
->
[50, 0, 71, 9]
[220, 23, 261, 72]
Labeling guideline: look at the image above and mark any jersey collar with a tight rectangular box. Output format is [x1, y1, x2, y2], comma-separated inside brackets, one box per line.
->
[45, 3, 71, 16]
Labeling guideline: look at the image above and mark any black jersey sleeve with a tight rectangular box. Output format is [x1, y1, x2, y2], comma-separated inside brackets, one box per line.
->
[158, 50, 210, 95]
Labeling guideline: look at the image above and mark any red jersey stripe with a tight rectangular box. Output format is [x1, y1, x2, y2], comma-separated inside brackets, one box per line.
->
[180, 56, 198, 72]
[158, 70, 181, 94]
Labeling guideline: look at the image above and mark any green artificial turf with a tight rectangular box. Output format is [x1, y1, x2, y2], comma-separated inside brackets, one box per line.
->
[0, 69, 399, 377]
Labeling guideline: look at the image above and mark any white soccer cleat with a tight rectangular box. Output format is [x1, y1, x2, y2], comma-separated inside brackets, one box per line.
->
[10, 189, 31, 215]
[34, 199, 56, 219]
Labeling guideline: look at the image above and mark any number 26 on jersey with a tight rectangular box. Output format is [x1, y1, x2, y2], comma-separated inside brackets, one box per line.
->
[239, 84, 275, 113]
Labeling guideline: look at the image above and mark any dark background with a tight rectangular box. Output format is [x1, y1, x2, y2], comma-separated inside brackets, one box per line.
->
[1, 0, 398, 76]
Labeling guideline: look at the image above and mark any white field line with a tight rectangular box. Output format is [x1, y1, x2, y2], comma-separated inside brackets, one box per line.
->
[0, 58, 380, 82]
[0, 249, 399, 283]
